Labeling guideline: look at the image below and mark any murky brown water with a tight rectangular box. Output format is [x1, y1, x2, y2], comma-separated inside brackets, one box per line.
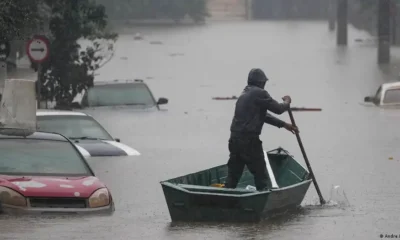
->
[2, 20, 400, 239]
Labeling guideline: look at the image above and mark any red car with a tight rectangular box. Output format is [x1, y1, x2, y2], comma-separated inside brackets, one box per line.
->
[0, 128, 115, 214]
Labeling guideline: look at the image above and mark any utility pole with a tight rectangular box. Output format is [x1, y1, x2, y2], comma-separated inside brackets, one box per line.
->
[328, 0, 336, 31]
[378, 0, 391, 64]
[391, 0, 397, 45]
[337, 0, 348, 46]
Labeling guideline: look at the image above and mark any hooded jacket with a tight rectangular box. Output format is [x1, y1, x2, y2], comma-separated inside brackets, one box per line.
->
[230, 68, 290, 136]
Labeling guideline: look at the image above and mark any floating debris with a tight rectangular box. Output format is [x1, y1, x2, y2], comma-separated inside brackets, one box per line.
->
[169, 53, 185, 57]
[389, 157, 394, 160]
[120, 57, 128, 60]
[150, 41, 163, 45]
[354, 38, 376, 42]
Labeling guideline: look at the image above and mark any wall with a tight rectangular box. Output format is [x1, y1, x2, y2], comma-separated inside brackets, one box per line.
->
[207, 0, 247, 20]
[251, 0, 329, 20]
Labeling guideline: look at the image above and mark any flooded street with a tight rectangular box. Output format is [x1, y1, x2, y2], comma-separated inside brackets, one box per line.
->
[2, 20, 400, 239]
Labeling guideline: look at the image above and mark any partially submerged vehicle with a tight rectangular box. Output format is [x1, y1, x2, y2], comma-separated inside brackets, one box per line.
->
[0, 128, 115, 215]
[160, 147, 312, 222]
[73, 79, 168, 110]
[0, 79, 115, 215]
[36, 110, 140, 157]
[364, 82, 400, 107]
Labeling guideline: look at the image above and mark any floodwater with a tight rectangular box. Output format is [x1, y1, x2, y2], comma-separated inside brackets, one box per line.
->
[2, 20, 400, 239]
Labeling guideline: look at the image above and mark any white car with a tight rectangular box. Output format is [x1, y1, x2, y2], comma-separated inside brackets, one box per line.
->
[36, 110, 140, 157]
[364, 82, 400, 107]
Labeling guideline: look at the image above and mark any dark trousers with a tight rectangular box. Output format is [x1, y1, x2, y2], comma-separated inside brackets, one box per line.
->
[224, 135, 269, 191]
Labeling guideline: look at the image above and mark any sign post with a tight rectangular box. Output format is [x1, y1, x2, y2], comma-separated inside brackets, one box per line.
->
[0, 40, 11, 96]
[26, 35, 50, 109]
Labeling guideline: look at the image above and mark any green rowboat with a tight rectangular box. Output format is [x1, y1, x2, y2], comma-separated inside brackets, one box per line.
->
[160, 147, 312, 222]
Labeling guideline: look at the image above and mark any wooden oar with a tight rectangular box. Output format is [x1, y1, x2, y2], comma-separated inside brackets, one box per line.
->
[290, 107, 322, 111]
[288, 105, 326, 205]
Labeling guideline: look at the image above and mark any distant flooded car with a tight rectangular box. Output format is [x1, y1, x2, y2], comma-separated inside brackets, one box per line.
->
[364, 82, 400, 107]
[74, 79, 168, 110]
[36, 110, 140, 157]
[0, 128, 115, 215]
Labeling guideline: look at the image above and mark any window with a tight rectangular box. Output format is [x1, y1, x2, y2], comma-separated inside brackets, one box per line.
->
[85, 83, 156, 107]
[383, 89, 400, 104]
[0, 139, 90, 175]
[37, 115, 113, 140]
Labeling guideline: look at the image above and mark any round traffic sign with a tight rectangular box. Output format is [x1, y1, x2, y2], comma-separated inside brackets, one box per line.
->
[0, 41, 10, 61]
[26, 35, 49, 63]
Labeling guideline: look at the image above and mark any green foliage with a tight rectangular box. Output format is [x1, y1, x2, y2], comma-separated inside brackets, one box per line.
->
[95, 0, 210, 23]
[0, 0, 42, 41]
[29, 0, 118, 106]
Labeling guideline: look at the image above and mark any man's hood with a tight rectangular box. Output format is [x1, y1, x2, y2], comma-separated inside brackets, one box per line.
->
[247, 68, 268, 89]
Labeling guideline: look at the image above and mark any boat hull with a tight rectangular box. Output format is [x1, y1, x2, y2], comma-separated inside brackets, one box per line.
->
[161, 179, 311, 222]
[160, 147, 312, 222]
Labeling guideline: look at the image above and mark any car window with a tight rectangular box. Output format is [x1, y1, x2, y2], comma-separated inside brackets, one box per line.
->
[383, 89, 400, 104]
[85, 83, 156, 107]
[37, 115, 113, 140]
[0, 139, 91, 175]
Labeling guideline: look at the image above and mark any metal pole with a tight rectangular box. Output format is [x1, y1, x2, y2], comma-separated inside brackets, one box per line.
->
[0, 60, 6, 92]
[378, 0, 391, 64]
[37, 64, 41, 109]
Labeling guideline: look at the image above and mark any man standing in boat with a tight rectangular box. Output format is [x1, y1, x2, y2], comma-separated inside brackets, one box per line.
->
[225, 68, 298, 191]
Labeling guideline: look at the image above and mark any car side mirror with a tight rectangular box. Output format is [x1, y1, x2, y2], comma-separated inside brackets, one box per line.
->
[157, 97, 168, 105]
[364, 96, 373, 102]
[115, 138, 120, 142]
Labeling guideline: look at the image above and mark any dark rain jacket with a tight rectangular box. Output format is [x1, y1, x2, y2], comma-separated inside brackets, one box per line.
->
[230, 69, 290, 136]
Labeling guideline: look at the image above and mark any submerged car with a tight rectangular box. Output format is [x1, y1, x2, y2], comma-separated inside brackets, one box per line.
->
[73, 79, 168, 110]
[36, 110, 140, 157]
[364, 82, 400, 107]
[0, 128, 115, 215]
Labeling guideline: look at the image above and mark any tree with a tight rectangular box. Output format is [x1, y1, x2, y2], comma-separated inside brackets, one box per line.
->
[30, 0, 118, 107]
[0, 0, 42, 41]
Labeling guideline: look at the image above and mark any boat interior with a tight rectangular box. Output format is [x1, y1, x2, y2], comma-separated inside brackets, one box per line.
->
[165, 148, 310, 194]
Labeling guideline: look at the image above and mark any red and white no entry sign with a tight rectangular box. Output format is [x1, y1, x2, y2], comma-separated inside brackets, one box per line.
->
[26, 35, 50, 63]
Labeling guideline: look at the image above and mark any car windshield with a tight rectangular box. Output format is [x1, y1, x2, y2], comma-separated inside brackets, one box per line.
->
[383, 89, 400, 104]
[37, 115, 113, 140]
[84, 83, 156, 107]
[0, 139, 91, 176]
